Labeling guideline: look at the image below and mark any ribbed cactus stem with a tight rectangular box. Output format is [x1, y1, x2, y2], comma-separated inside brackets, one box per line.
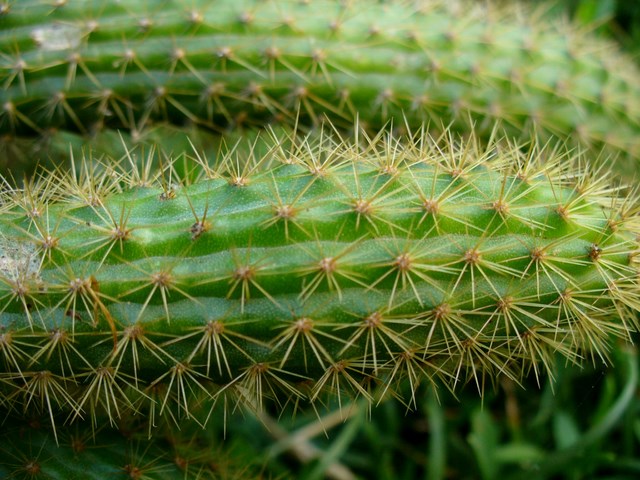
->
[1, 0, 640, 172]
[0, 126, 638, 431]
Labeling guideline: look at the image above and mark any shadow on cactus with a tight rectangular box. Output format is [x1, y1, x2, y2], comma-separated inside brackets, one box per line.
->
[0, 409, 265, 479]
[0, 124, 639, 439]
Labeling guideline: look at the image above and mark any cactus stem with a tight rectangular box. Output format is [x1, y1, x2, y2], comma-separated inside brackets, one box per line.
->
[1, 123, 639, 429]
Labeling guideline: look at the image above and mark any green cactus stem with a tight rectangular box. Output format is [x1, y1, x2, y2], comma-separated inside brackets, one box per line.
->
[0, 122, 261, 181]
[0, 413, 253, 479]
[1, 0, 640, 173]
[0, 126, 639, 432]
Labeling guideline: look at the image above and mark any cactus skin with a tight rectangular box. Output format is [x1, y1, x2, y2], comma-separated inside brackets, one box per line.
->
[0, 123, 260, 181]
[1, 0, 640, 173]
[0, 127, 639, 430]
[0, 414, 250, 479]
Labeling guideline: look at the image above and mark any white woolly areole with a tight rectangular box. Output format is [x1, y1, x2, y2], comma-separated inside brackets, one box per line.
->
[0, 236, 41, 281]
[31, 24, 83, 51]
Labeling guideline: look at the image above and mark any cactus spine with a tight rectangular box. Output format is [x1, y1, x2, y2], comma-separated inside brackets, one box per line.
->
[1, 0, 640, 173]
[0, 127, 639, 432]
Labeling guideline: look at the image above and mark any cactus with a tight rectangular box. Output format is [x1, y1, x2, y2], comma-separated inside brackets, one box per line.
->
[0, 126, 639, 435]
[0, 122, 258, 181]
[0, 413, 256, 479]
[1, 0, 640, 174]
